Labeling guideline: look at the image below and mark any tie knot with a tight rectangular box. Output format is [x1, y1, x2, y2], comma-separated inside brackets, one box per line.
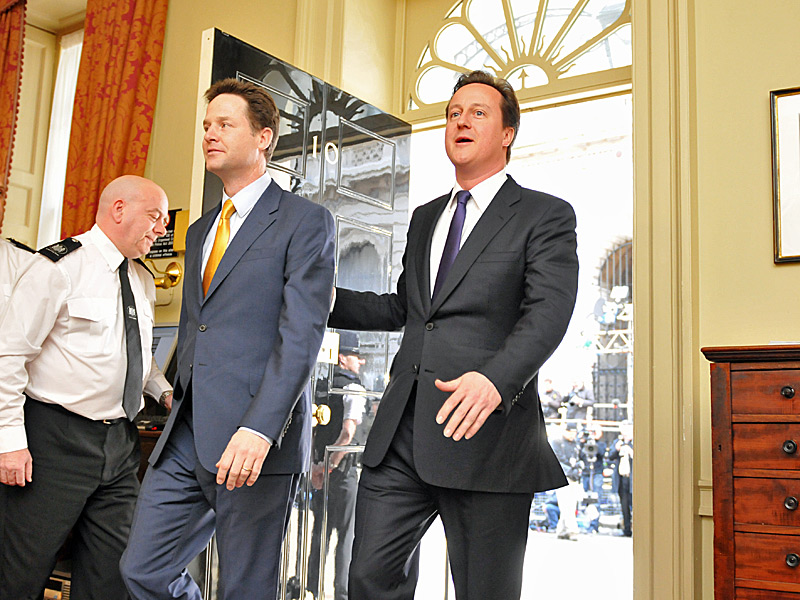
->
[221, 199, 235, 220]
[455, 190, 471, 206]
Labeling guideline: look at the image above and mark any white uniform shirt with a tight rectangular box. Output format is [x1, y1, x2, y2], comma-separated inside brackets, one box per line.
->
[0, 225, 171, 453]
[342, 382, 367, 424]
[429, 170, 508, 295]
[0, 238, 35, 317]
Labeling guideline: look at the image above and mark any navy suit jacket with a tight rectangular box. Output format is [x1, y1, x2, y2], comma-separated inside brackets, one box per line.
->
[151, 180, 336, 474]
[329, 176, 577, 493]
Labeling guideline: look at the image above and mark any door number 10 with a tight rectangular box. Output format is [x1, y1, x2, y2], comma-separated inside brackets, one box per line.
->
[312, 135, 339, 164]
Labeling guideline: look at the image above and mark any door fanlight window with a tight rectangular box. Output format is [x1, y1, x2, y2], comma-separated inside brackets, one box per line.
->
[412, 0, 631, 110]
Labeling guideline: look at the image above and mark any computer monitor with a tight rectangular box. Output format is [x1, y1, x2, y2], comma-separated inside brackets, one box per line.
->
[151, 324, 179, 373]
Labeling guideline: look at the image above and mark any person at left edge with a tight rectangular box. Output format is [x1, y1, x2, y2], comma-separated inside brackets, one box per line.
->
[0, 175, 174, 600]
[121, 78, 336, 600]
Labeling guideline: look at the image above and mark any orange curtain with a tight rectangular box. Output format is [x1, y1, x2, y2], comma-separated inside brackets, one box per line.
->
[61, 0, 168, 237]
[0, 0, 25, 230]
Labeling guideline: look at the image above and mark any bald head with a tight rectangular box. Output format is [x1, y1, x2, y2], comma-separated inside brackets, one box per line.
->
[95, 175, 169, 258]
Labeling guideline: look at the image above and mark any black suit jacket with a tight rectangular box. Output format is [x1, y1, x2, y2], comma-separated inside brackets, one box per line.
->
[329, 176, 578, 493]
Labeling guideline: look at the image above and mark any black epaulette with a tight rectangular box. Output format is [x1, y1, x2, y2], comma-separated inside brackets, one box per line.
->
[134, 258, 154, 277]
[38, 238, 82, 262]
[7, 238, 35, 253]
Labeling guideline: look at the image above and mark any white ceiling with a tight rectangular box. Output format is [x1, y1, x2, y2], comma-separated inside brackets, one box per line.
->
[27, 0, 87, 33]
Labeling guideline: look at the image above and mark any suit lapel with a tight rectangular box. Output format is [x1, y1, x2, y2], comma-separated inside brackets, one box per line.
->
[202, 181, 281, 303]
[429, 177, 520, 314]
[414, 194, 449, 313]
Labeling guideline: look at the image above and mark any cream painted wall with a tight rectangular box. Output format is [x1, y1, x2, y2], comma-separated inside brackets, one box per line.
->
[694, 0, 800, 597]
[340, 0, 403, 113]
[294, 0, 404, 113]
[695, 0, 800, 345]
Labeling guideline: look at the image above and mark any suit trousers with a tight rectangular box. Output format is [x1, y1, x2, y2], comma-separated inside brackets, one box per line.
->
[348, 397, 533, 600]
[0, 398, 140, 600]
[120, 404, 299, 600]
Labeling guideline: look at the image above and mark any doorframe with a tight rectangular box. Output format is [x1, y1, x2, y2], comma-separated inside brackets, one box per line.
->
[631, 0, 702, 598]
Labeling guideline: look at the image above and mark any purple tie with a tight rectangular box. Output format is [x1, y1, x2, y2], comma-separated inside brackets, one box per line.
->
[433, 190, 471, 300]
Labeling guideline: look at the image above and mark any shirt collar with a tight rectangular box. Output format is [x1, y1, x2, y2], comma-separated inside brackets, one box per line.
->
[88, 224, 126, 272]
[451, 169, 508, 212]
[224, 170, 273, 219]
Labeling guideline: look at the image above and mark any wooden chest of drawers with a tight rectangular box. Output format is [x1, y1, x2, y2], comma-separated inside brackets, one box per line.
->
[703, 346, 800, 599]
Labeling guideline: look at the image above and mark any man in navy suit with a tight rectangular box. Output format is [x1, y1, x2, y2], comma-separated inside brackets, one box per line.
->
[121, 78, 335, 600]
[329, 70, 579, 599]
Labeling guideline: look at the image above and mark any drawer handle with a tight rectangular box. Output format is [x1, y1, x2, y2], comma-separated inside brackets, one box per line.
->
[786, 496, 799, 511]
[784, 440, 798, 455]
[782, 385, 796, 399]
[787, 553, 800, 568]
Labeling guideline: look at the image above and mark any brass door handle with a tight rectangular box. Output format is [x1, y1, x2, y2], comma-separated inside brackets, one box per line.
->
[145, 260, 183, 289]
[311, 403, 331, 427]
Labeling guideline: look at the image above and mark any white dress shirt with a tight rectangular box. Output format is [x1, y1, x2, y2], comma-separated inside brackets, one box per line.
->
[0, 225, 171, 453]
[202, 170, 276, 445]
[429, 170, 508, 295]
[201, 170, 272, 273]
[1, 238, 35, 317]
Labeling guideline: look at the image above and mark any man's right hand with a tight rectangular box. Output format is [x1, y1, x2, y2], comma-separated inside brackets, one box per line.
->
[0, 449, 32, 486]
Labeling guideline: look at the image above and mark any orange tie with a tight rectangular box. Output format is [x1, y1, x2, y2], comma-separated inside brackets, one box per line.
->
[203, 199, 235, 296]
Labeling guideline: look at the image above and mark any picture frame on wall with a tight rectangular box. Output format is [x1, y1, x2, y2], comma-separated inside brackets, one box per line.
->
[771, 86, 800, 263]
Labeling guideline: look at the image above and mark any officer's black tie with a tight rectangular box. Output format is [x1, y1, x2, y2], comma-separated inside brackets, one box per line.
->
[119, 258, 143, 420]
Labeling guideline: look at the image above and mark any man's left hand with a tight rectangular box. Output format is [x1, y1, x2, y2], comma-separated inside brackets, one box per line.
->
[435, 372, 502, 441]
[310, 463, 325, 490]
[216, 430, 271, 490]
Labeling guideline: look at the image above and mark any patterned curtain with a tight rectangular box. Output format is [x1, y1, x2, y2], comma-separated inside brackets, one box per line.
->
[61, 0, 168, 237]
[0, 0, 25, 231]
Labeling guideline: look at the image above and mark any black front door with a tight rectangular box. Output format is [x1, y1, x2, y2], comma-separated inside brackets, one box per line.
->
[202, 30, 411, 600]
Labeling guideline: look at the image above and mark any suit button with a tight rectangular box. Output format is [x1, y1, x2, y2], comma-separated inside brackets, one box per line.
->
[412, 364, 419, 373]
[199, 324, 207, 332]
[425, 322, 434, 331]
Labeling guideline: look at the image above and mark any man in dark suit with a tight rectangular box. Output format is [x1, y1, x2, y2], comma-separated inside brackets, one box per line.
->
[329, 70, 578, 600]
[121, 78, 335, 600]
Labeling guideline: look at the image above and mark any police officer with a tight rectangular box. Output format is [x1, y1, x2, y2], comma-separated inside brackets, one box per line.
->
[307, 331, 367, 600]
[0, 175, 174, 600]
